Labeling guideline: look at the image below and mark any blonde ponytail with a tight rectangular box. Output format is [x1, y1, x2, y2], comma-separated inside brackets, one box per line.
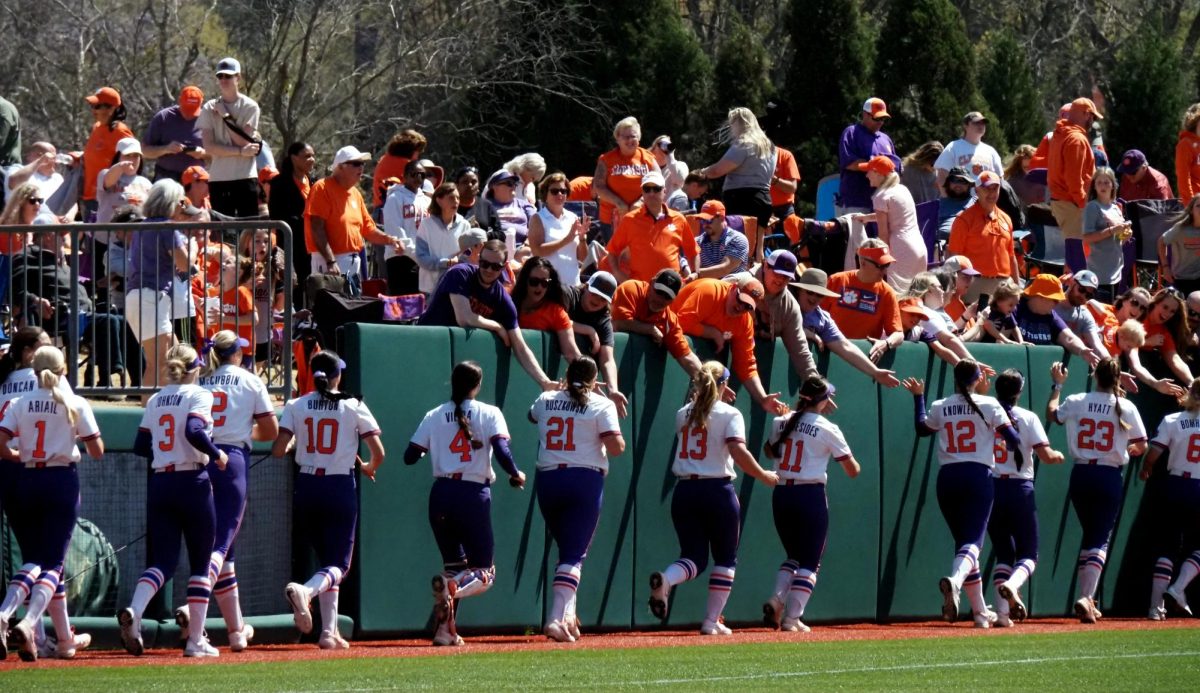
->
[31, 346, 74, 426]
[164, 344, 201, 385]
[686, 361, 726, 430]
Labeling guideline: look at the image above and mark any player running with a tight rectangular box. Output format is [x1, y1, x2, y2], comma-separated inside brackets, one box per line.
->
[1047, 357, 1146, 623]
[406, 361, 525, 647]
[530, 356, 624, 643]
[278, 351, 384, 650]
[760, 376, 858, 633]
[647, 361, 778, 636]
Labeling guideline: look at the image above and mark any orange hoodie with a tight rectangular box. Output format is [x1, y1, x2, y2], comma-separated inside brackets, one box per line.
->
[1176, 131, 1200, 201]
[1047, 119, 1093, 207]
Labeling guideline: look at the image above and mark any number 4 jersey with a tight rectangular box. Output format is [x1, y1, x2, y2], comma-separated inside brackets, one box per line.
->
[767, 411, 852, 484]
[530, 391, 621, 473]
[410, 399, 510, 484]
[926, 393, 1009, 467]
[1055, 391, 1146, 467]
[279, 392, 381, 473]
[1149, 410, 1200, 475]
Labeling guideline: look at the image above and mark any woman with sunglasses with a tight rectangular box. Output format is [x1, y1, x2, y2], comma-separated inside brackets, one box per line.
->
[415, 183, 470, 294]
[484, 169, 534, 254]
[1159, 193, 1200, 294]
[81, 87, 134, 221]
[1140, 288, 1194, 386]
[528, 172, 588, 287]
[1093, 287, 1152, 355]
[513, 257, 583, 362]
[0, 183, 43, 253]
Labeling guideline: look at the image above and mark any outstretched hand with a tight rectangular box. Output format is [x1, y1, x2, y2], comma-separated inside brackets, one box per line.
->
[901, 377, 925, 396]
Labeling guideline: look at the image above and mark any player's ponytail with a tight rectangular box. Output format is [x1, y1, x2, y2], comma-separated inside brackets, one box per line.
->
[565, 356, 598, 408]
[1094, 357, 1131, 431]
[953, 359, 988, 424]
[311, 350, 357, 403]
[0, 327, 46, 384]
[450, 361, 484, 451]
[32, 345, 75, 426]
[764, 377, 831, 458]
[686, 361, 726, 431]
[164, 344, 201, 385]
[1180, 377, 1200, 413]
[202, 330, 245, 377]
[993, 369, 1023, 430]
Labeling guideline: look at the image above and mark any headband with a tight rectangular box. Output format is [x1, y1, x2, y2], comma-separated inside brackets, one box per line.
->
[313, 358, 348, 380]
[799, 382, 836, 406]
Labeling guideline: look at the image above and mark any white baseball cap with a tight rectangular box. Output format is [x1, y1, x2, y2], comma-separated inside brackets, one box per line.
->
[116, 137, 143, 157]
[215, 57, 242, 76]
[332, 146, 371, 168]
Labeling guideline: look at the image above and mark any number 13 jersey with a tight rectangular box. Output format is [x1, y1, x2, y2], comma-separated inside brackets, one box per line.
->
[1055, 391, 1145, 467]
[530, 390, 621, 473]
[673, 401, 744, 479]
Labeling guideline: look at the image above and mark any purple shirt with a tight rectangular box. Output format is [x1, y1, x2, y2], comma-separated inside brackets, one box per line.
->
[142, 105, 203, 179]
[802, 305, 844, 345]
[418, 263, 518, 330]
[128, 217, 186, 292]
[838, 123, 901, 209]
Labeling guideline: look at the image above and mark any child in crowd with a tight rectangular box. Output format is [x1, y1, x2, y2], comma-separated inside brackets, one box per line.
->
[972, 281, 1024, 344]
[211, 255, 257, 365]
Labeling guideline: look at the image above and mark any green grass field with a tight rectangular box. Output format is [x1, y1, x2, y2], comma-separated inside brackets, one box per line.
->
[6, 629, 1199, 692]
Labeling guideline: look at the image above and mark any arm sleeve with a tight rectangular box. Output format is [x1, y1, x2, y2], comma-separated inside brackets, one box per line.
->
[491, 436, 520, 478]
[134, 427, 153, 459]
[184, 416, 221, 460]
[403, 442, 426, 466]
[913, 394, 936, 436]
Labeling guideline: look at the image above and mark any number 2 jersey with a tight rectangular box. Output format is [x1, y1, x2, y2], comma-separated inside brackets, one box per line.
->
[673, 401, 744, 479]
[1054, 391, 1146, 467]
[767, 411, 852, 484]
[139, 383, 214, 469]
[1150, 409, 1200, 475]
[278, 392, 381, 474]
[0, 387, 99, 464]
[530, 390, 621, 473]
[410, 399, 510, 484]
[991, 405, 1050, 480]
[926, 393, 1009, 467]
[199, 364, 275, 448]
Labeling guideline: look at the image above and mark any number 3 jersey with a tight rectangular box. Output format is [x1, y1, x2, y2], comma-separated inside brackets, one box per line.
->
[926, 393, 1009, 467]
[410, 399, 510, 484]
[530, 390, 621, 473]
[767, 411, 852, 484]
[1149, 410, 1200, 475]
[1054, 391, 1145, 467]
[139, 383, 214, 468]
[672, 401, 744, 479]
[279, 392, 381, 473]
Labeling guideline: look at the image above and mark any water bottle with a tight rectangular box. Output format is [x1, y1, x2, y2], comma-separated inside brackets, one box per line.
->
[56, 153, 73, 166]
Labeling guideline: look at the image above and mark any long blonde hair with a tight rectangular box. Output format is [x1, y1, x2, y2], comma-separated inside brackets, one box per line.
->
[0, 182, 41, 225]
[685, 361, 727, 430]
[725, 108, 773, 159]
[202, 330, 243, 377]
[32, 346, 74, 426]
[164, 344, 200, 384]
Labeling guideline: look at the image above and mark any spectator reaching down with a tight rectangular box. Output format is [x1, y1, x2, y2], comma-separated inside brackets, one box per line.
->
[725, 250, 817, 380]
[821, 240, 904, 362]
[1013, 274, 1101, 366]
[560, 271, 628, 417]
[792, 267, 898, 387]
[611, 269, 703, 377]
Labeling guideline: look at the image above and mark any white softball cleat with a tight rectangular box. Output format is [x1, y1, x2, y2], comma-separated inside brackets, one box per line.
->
[1074, 596, 1099, 624]
[318, 629, 351, 650]
[229, 623, 254, 652]
[997, 582, 1027, 622]
[780, 617, 810, 633]
[939, 577, 960, 623]
[994, 613, 1014, 628]
[973, 608, 998, 629]
[285, 583, 314, 634]
[544, 620, 575, 643]
[184, 636, 220, 658]
[117, 607, 144, 656]
[1148, 605, 1167, 621]
[1165, 585, 1193, 616]
[700, 618, 733, 636]
[648, 572, 669, 620]
[432, 620, 464, 647]
[566, 614, 581, 641]
[40, 629, 92, 659]
[763, 596, 785, 630]
[9, 620, 37, 662]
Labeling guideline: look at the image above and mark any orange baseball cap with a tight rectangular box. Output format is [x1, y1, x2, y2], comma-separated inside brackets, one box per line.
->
[1069, 97, 1103, 120]
[899, 298, 931, 319]
[976, 171, 1002, 188]
[178, 86, 203, 118]
[1023, 274, 1066, 302]
[696, 199, 726, 220]
[862, 97, 890, 119]
[864, 155, 896, 176]
[858, 245, 896, 265]
[736, 278, 765, 310]
[85, 87, 121, 108]
[182, 165, 209, 186]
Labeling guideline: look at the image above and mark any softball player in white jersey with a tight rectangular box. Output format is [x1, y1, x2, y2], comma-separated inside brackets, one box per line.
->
[760, 376, 858, 633]
[278, 350, 384, 650]
[196, 330, 278, 651]
[531, 356, 624, 643]
[648, 362, 778, 636]
[1048, 358, 1146, 623]
[0, 346, 103, 662]
[1140, 377, 1200, 619]
[122, 344, 228, 658]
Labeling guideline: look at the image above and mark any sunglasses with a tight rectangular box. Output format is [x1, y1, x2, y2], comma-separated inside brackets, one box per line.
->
[90, 103, 113, 110]
[497, 180, 517, 187]
[342, 161, 365, 168]
[528, 277, 553, 288]
[642, 186, 663, 193]
[864, 259, 892, 270]
[1077, 286, 1096, 299]
[548, 188, 569, 196]
[27, 197, 44, 205]
[216, 74, 237, 80]
[409, 171, 427, 179]
[479, 259, 504, 272]
[1129, 301, 1146, 311]
[871, 116, 891, 123]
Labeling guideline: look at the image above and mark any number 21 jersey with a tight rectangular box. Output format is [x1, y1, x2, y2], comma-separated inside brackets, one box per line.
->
[530, 390, 621, 473]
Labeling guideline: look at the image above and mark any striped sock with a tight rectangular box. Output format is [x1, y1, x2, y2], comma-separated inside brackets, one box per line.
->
[186, 575, 212, 646]
[1077, 549, 1106, 599]
[453, 567, 496, 599]
[207, 550, 226, 585]
[550, 564, 581, 624]
[0, 563, 42, 620]
[784, 569, 817, 620]
[1151, 557, 1174, 610]
[1171, 552, 1200, 592]
[949, 545, 980, 589]
[773, 560, 800, 602]
[963, 570, 986, 613]
[663, 559, 698, 587]
[49, 577, 70, 642]
[214, 562, 244, 633]
[304, 567, 344, 596]
[1006, 559, 1036, 593]
[318, 587, 339, 635]
[129, 568, 165, 621]
[992, 564, 1012, 617]
[705, 566, 736, 624]
[21, 569, 60, 626]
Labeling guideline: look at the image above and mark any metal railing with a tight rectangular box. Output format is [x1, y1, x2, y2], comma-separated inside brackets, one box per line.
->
[0, 220, 294, 400]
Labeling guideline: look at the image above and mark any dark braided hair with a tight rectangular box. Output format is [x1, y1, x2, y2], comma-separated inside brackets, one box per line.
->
[0, 327, 46, 384]
[1094, 357, 1131, 431]
[565, 356, 598, 408]
[994, 369, 1026, 468]
[311, 350, 358, 403]
[953, 359, 988, 424]
[765, 376, 831, 458]
[451, 361, 485, 450]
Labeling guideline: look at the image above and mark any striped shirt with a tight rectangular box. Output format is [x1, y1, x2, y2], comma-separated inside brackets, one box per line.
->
[696, 226, 749, 275]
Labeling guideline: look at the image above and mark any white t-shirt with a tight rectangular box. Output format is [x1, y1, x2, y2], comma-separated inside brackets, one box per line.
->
[382, 185, 429, 259]
[535, 206, 581, 286]
[926, 393, 1009, 467]
[0, 387, 99, 464]
[197, 94, 261, 182]
[992, 405, 1050, 480]
[1054, 391, 1146, 467]
[1150, 410, 1200, 476]
[767, 411, 852, 484]
[530, 390, 621, 473]
[672, 401, 745, 479]
[410, 399, 510, 484]
[139, 383, 215, 468]
[934, 139, 1004, 181]
[199, 364, 275, 448]
[279, 392, 381, 474]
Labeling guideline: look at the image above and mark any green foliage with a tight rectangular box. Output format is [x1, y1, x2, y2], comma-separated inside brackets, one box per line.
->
[978, 29, 1045, 153]
[1107, 17, 1191, 175]
[874, 0, 979, 153]
[713, 14, 774, 118]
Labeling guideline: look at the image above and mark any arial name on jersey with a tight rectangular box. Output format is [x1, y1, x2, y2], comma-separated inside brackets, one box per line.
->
[1087, 402, 1112, 414]
[26, 399, 58, 414]
[544, 399, 588, 414]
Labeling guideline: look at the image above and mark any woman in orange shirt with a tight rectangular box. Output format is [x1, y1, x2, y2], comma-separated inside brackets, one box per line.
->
[593, 117, 661, 242]
[1140, 288, 1193, 386]
[81, 87, 134, 220]
[512, 257, 582, 362]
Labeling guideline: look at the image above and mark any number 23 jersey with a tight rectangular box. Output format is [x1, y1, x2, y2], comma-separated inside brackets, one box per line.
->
[279, 392, 381, 473]
[410, 399, 510, 483]
[530, 391, 621, 473]
[1055, 391, 1145, 466]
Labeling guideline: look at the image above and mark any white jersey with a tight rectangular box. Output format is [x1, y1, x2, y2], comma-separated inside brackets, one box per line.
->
[199, 364, 275, 447]
[530, 390, 621, 473]
[411, 399, 510, 484]
[926, 393, 1009, 468]
[1055, 391, 1146, 467]
[139, 383, 214, 469]
[0, 388, 99, 464]
[1150, 410, 1200, 476]
[766, 411, 853, 484]
[672, 401, 745, 479]
[991, 405, 1049, 480]
[279, 392, 381, 474]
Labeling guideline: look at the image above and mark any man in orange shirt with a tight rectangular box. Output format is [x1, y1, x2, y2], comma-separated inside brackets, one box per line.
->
[769, 146, 801, 220]
[674, 277, 786, 414]
[946, 170, 1019, 302]
[821, 240, 903, 361]
[1048, 97, 1102, 272]
[606, 171, 700, 285]
[611, 269, 702, 377]
[305, 145, 401, 295]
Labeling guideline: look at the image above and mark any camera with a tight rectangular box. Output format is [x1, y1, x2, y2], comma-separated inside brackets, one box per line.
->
[182, 144, 197, 153]
[660, 139, 676, 154]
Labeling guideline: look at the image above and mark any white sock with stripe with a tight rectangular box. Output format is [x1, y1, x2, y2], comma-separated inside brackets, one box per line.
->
[304, 567, 343, 596]
[663, 559, 697, 587]
[1151, 557, 1173, 610]
[186, 575, 212, 647]
[129, 568, 165, 621]
[453, 567, 496, 599]
[1171, 552, 1200, 592]
[784, 569, 817, 620]
[705, 566, 735, 624]
[1005, 558, 1036, 593]
[318, 587, 339, 635]
[550, 564, 580, 624]
[992, 564, 1011, 618]
[949, 545, 979, 589]
[213, 562, 244, 633]
[963, 570, 986, 614]
[773, 560, 800, 602]
[0, 563, 41, 620]
[1077, 549, 1106, 599]
[20, 569, 60, 626]
[49, 580, 70, 642]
